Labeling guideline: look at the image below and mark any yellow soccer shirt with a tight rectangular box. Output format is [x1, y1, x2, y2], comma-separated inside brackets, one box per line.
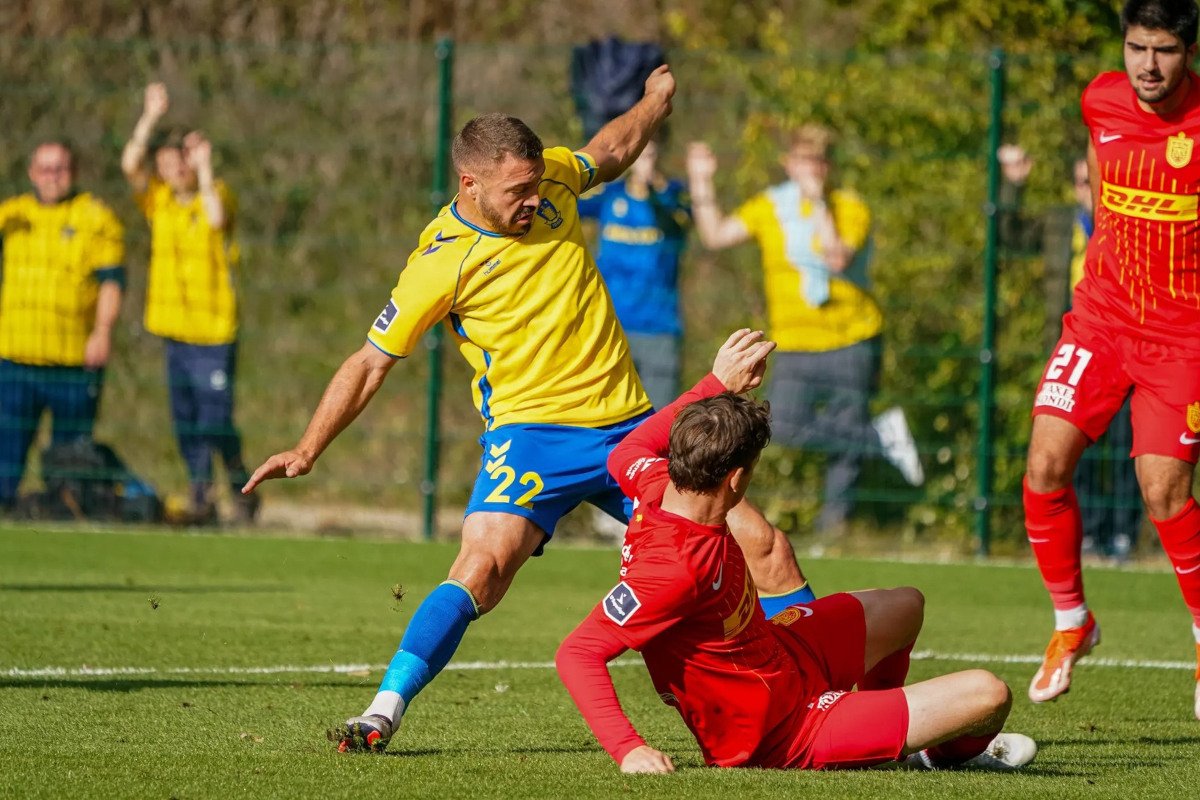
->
[368, 147, 650, 430]
[136, 177, 239, 345]
[0, 192, 124, 366]
[735, 188, 882, 353]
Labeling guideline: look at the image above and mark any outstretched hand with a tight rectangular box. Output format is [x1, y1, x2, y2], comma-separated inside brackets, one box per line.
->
[712, 328, 775, 394]
[242, 449, 315, 494]
[620, 745, 675, 774]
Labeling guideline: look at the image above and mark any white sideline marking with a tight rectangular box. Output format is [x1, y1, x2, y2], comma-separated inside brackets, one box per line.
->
[2, 650, 1195, 679]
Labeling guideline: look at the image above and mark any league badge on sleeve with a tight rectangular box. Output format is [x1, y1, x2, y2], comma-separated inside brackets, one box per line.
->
[603, 581, 641, 626]
[373, 299, 398, 333]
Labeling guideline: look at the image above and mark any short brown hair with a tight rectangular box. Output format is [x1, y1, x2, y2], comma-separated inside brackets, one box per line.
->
[452, 113, 543, 175]
[788, 124, 835, 159]
[668, 393, 771, 493]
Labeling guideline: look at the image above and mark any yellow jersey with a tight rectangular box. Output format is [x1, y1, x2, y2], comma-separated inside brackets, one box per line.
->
[368, 147, 650, 430]
[135, 177, 239, 345]
[735, 188, 881, 352]
[0, 192, 124, 366]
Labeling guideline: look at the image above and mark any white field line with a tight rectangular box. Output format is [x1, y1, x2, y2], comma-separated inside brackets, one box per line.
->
[2, 650, 1195, 679]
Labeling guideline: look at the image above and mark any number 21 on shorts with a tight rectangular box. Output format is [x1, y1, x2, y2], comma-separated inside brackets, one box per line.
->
[1045, 344, 1093, 386]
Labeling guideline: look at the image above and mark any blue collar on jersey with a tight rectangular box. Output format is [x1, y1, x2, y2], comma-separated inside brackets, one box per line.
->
[451, 200, 511, 238]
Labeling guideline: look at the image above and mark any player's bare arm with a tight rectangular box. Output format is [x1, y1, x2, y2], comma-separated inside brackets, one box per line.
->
[580, 64, 675, 186]
[84, 281, 122, 369]
[185, 131, 227, 230]
[685, 141, 752, 249]
[122, 82, 169, 194]
[243, 342, 397, 492]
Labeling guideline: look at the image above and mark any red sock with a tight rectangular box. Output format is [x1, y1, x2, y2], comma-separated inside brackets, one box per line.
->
[859, 643, 912, 690]
[1024, 477, 1085, 609]
[1152, 497, 1200, 626]
[924, 733, 995, 767]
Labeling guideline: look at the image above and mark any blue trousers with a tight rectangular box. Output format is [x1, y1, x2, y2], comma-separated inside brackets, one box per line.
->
[0, 360, 102, 506]
[164, 340, 248, 498]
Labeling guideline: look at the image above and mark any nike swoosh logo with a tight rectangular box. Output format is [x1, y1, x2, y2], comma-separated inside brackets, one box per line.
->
[1099, 132, 1122, 143]
[712, 563, 724, 591]
[1181, 433, 1200, 445]
[1028, 537, 1051, 544]
[1176, 564, 1200, 575]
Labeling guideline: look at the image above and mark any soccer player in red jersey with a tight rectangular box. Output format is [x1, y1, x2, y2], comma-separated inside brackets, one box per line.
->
[1025, 0, 1200, 719]
[556, 330, 1037, 773]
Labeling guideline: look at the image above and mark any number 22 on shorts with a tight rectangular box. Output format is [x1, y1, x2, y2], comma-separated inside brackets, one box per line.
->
[1045, 344, 1093, 386]
[483, 441, 545, 509]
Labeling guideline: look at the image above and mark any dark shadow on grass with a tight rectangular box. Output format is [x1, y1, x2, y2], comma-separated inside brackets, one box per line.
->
[0, 678, 371, 692]
[0, 583, 292, 594]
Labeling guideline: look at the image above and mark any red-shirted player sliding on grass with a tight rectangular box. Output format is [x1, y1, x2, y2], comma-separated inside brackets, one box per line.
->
[1025, 0, 1200, 720]
[556, 329, 1037, 773]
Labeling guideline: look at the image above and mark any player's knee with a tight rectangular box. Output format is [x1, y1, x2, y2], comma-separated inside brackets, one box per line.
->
[1139, 480, 1191, 521]
[902, 587, 925, 633]
[1025, 447, 1073, 493]
[967, 670, 1011, 717]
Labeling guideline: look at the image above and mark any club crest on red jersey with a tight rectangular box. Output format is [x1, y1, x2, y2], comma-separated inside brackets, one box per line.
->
[1187, 401, 1200, 434]
[1167, 132, 1194, 169]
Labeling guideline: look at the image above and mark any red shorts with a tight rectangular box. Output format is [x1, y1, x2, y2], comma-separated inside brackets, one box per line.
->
[753, 593, 910, 770]
[1033, 311, 1200, 464]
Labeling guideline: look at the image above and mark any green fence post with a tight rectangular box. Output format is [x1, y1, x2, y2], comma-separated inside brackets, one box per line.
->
[977, 48, 1005, 557]
[422, 38, 454, 541]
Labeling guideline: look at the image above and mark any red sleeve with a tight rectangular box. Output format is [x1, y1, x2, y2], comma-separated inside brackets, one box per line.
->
[607, 372, 728, 498]
[556, 607, 646, 764]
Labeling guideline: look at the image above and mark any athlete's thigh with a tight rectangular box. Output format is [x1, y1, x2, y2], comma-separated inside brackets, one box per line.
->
[1126, 337, 1200, 463]
[1033, 312, 1131, 442]
[466, 422, 615, 552]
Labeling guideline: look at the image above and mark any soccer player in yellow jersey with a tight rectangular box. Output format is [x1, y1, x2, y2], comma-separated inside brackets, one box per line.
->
[121, 83, 255, 524]
[0, 142, 124, 510]
[688, 126, 924, 537]
[244, 65, 814, 753]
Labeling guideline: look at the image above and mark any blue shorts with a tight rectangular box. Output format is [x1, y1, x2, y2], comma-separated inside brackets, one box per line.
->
[465, 411, 652, 554]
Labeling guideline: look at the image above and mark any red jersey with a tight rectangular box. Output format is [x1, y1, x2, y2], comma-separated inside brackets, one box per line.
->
[1078, 70, 1200, 342]
[556, 375, 814, 767]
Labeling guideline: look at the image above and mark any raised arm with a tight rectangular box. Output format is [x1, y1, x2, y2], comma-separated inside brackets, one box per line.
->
[243, 341, 398, 493]
[122, 82, 169, 194]
[578, 65, 675, 187]
[685, 142, 752, 250]
[608, 329, 775, 495]
[184, 131, 227, 230]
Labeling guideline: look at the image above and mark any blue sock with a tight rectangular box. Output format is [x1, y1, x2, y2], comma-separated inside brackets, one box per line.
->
[759, 581, 817, 618]
[378, 580, 479, 706]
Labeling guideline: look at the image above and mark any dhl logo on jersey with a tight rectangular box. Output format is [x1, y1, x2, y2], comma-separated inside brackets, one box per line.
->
[1101, 181, 1199, 222]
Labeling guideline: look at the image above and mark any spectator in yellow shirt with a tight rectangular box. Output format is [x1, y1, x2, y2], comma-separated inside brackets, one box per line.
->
[0, 141, 124, 509]
[688, 125, 923, 537]
[121, 83, 255, 524]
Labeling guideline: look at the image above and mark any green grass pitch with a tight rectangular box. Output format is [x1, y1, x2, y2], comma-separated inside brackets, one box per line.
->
[1, 526, 1198, 799]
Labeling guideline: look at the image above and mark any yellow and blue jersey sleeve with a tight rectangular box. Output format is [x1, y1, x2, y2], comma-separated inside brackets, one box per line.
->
[367, 217, 461, 358]
[544, 147, 598, 196]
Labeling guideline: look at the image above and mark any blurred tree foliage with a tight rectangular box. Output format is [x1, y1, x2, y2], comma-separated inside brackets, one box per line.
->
[0, 1, 1131, 549]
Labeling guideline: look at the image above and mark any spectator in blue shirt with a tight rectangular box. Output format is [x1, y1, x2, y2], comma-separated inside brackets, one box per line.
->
[579, 140, 691, 410]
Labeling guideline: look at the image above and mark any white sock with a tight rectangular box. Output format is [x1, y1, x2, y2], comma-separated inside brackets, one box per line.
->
[1192, 623, 1200, 645]
[1054, 604, 1089, 631]
[363, 691, 405, 723]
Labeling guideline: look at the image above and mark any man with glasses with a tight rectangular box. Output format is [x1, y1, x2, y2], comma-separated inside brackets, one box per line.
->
[0, 141, 125, 510]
